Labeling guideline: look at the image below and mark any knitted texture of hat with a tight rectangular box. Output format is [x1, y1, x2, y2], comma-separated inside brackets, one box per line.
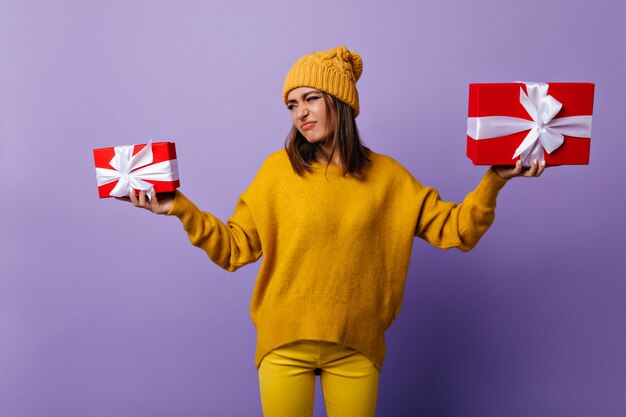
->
[283, 46, 363, 117]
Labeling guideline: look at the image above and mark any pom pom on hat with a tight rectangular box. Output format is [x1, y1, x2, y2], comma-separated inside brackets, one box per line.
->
[283, 46, 363, 117]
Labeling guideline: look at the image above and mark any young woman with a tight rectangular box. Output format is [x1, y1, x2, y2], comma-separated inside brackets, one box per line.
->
[122, 46, 544, 417]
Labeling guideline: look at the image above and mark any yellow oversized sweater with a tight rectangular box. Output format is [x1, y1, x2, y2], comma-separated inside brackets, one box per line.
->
[167, 150, 508, 370]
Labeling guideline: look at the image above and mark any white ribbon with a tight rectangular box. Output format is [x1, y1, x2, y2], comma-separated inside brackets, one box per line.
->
[467, 82, 593, 166]
[95, 141, 179, 198]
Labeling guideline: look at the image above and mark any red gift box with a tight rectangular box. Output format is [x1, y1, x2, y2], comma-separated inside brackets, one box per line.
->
[466, 82, 594, 166]
[93, 141, 180, 198]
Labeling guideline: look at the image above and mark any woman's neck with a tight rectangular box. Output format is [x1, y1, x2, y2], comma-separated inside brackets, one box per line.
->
[317, 142, 341, 166]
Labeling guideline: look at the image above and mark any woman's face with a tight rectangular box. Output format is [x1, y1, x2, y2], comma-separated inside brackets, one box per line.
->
[286, 87, 335, 145]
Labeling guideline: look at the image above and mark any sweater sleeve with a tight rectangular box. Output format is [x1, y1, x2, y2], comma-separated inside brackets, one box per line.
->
[414, 168, 508, 251]
[166, 191, 262, 272]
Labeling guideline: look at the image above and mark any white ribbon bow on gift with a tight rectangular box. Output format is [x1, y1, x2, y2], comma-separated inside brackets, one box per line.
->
[95, 141, 179, 198]
[467, 82, 593, 166]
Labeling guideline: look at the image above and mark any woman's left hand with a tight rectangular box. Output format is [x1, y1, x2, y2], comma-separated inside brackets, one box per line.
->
[493, 159, 546, 180]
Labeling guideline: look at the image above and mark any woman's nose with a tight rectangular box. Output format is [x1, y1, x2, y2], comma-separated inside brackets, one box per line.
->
[297, 105, 309, 119]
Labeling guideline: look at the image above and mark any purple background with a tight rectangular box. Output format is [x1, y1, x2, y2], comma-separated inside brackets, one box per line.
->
[1, 0, 625, 416]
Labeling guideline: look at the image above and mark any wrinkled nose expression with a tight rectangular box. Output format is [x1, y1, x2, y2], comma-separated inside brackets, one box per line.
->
[287, 87, 332, 144]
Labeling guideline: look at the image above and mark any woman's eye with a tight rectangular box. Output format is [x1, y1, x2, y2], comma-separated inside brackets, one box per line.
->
[307, 96, 320, 102]
[287, 105, 295, 110]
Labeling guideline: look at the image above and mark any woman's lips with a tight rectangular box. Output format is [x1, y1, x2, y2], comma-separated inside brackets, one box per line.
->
[301, 122, 316, 131]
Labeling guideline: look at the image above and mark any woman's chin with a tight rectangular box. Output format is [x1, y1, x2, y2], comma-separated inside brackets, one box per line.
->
[303, 135, 329, 145]
[303, 138, 320, 145]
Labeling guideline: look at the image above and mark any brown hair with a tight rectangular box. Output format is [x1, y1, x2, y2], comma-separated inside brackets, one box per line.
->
[284, 92, 371, 179]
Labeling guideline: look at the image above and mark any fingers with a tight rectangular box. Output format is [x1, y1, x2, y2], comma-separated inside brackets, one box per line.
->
[129, 188, 150, 208]
[525, 159, 539, 176]
[129, 188, 139, 206]
[151, 188, 159, 210]
[127, 187, 160, 212]
[536, 160, 546, 176]
[522, 159, 546, 177]
[501, 159, 546, 179]
[138, 189, 147, 206]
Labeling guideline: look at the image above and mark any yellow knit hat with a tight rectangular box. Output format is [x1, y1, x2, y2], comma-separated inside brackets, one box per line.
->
[283, 46, 363, 117]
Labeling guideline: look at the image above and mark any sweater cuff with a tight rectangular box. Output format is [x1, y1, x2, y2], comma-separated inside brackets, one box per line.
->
[473, 167, 509, 204]
[166, 190, 197, 219]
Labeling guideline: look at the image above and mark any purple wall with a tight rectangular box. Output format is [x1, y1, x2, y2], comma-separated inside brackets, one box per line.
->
[1, 0, 624, 416]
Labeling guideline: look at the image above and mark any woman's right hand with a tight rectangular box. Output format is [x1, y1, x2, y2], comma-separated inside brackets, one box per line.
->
[115, 188, 175, 215]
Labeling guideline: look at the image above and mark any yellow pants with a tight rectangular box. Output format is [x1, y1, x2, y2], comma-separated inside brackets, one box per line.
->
[258, 340, 379, 417]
